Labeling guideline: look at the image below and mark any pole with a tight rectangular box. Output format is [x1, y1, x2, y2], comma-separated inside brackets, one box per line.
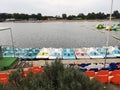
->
[10, 28, 15, 57]
[110, 0, 113, 21]
[106, 31, 110, 47]
[104, 0, 113, 68]
[104, 31, 109, 68]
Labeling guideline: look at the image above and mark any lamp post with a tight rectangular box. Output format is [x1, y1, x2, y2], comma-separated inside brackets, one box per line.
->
[0, 27, 15, 57]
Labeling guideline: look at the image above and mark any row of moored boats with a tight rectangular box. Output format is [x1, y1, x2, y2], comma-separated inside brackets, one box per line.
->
[2, 46, 120, 60]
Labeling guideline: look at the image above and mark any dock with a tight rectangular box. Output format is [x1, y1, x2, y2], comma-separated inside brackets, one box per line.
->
[30, 58, 120, 66]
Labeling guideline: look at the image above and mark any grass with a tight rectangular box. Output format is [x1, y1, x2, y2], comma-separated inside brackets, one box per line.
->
[0, 57, 17, 71]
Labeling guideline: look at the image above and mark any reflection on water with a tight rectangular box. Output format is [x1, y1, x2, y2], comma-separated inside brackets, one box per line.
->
[0, 21, 120, 48]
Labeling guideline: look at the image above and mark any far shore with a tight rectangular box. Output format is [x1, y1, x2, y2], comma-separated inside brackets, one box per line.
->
[1, 19, 120, 23]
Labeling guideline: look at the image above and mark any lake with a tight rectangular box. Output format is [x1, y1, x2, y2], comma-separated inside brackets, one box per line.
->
[0, 21, 120, 48]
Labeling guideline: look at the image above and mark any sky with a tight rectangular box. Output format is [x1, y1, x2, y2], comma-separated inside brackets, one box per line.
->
[0, 0, 120, 16]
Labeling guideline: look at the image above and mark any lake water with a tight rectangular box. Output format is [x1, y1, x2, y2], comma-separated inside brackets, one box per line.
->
[0, 21, 120, 48]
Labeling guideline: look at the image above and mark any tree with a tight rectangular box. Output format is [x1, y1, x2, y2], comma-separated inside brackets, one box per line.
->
[86, 12, 96, 19]
[62, 14, 67, 19]
[96, 12, 106, 19]
[30, 14, 37, 19]
[40, 60, 109, 90]
[55, 15, 62, 20]
[0, 13, 7, 20]
[36, 13, 42, 20]
[112, 10, 120, 19]
[77, 13, 85, 19]
[67, 15, 76, 20]
[13, 13, 20, 20]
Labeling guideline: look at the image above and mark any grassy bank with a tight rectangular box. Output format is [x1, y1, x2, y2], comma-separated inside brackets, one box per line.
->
[0, 57, 17, 71]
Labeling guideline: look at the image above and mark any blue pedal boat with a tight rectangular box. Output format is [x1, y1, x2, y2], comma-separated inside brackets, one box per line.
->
[3, 50, 14, 57]
[20, 48, 40, 60]
[112, 48, 120, 57]
[62, 48, 76, 60]
[112, 24, 120, 31]
[87, 48, 104, 59]
[97, 47, 116, 58]
[2, 47, 15, 57]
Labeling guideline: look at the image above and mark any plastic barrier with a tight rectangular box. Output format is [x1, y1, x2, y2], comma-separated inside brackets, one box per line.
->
[110, 70, 120, 76]
[85, 71, 95, 77]
[0, 73, 8, 78]
[96, 70, 109, 76]
[95, 75, 108, 84]
[23, 70, 29, 77]
[0, 73, 8, 83]
[0, 78, 8, 83]
[27, 66, 44, 75]
[110, 75, 120, 85]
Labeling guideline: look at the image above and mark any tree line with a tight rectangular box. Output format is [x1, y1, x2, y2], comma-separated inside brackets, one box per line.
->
[0, 10, 120, 21]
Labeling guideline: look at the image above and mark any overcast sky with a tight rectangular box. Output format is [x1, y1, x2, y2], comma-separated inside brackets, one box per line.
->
[0, 0, 120, 16]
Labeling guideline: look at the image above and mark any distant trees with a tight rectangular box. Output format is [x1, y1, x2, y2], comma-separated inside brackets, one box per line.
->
[0, 10, 120, 21]
[96, 12, 106, 19]
[0, 13, 43, 21]
[63, 10, 120, 20]
[67, 15, 76, 20]
[13, 13, 29, 20]
[62, 14, 67, 19]
[77, 13, 85, 19]
[86, 12, 96, 19]
[36, 13, 42, 20]
[0, 13, 12, 21]
[112, 10, 120, 18]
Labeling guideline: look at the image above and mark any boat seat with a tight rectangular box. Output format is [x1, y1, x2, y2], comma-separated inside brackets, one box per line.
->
[81, 53, 84, 56]
[94, 52, 97, 55]
[42, 53, 44, 55]
[68, 53, 70, 56]
[64, 53, 66, 55]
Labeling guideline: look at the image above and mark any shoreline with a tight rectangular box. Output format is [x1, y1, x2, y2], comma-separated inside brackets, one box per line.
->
[1, 19, 120, 23]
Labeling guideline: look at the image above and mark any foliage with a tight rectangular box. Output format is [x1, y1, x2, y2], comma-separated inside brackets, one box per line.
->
[62, 14, 67, 19]
[96, 12, 107, 19]
[67, 15, 76, 20]
[0, 60, 112, 90]
[86, 12, 97, 19]
[77, 13, 85, 19]
[112, 10, 120, 18]
[0, 10, 120, 21]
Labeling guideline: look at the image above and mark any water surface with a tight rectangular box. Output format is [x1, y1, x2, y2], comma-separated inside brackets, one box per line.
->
[0, 21, 120, 48]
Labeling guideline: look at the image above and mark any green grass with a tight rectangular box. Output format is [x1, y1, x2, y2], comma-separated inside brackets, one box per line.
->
[0, 57, 17, 71]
